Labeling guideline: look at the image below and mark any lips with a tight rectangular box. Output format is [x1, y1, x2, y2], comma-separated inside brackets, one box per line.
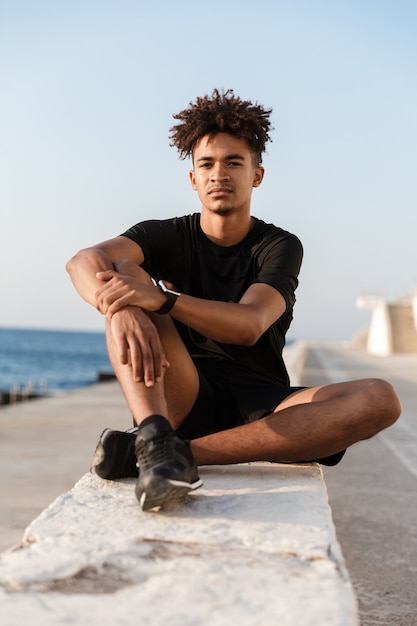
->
[208, 186, 233, 195]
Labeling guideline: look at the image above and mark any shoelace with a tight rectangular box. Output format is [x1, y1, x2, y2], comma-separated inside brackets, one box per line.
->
[137, 432, 173, 469]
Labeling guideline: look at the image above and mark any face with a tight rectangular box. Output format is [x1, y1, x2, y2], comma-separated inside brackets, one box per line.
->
[189, 133, 264, 217]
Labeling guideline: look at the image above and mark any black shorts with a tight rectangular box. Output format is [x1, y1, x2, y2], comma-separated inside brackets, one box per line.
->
[176, 359, 345, 467]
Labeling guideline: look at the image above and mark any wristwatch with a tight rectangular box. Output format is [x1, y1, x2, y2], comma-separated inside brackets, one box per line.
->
[152, 278, 181, 314]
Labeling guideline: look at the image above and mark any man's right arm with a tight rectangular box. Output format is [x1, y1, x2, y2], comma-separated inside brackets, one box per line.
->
[66, 237, 169, 387]
[66, 236, 144, 308]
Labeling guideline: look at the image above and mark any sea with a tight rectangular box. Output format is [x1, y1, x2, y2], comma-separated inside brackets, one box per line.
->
[0, 327, 111, 395]
[0, 327, 299, 398]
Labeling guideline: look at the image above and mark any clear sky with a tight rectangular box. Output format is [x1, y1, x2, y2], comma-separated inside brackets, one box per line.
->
[1, 0, 416, 340]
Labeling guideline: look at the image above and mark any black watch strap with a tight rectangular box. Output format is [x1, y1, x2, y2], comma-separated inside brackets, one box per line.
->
[157, 290, 178, 314]
[153, 279, 180, 314]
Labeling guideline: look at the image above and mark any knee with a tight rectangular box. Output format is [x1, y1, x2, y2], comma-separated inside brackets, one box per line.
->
[365, 378, 401, 430]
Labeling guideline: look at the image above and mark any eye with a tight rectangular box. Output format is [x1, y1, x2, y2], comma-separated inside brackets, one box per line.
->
[228, 161, 242, 167]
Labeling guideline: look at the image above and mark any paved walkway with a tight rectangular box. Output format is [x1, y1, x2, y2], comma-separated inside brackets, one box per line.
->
[0, 339, 303, 552]
[1, 342, 416, 625]
[0, 462, 356, 626]
[0, 341, 359, 625]
[0, 381, 131, 552]
[300, 343, 417, 626]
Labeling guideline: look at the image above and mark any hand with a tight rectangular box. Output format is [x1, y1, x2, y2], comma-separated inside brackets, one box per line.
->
[95, 270, 164, 317]
[109, 307, 170, 387]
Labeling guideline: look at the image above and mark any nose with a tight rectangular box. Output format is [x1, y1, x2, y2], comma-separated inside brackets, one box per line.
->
[210, 162, 230, 181]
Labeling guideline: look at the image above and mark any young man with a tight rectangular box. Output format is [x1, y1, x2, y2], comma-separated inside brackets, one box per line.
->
[66, 89, 401, 511]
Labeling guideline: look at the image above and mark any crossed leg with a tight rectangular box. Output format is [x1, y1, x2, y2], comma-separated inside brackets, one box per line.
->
[105, 260, 402, 467]
[190, 378, 401, 465]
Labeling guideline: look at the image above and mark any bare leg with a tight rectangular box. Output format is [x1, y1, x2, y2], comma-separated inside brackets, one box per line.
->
[190, 378, 401, 465]
[105, 260, 199, 428]
[106, 313, 199, 427]
[101, 260, 204, 509]
[104, 260, 401, 467]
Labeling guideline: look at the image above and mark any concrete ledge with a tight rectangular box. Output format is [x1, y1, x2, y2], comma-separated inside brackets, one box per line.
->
[0, 463, 358, 625]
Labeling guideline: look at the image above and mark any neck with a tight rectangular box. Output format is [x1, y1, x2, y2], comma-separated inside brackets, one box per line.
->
[200, 211, 254, 246]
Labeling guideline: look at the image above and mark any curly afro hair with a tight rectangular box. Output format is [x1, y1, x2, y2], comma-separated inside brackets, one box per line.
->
[169, 88, 273, 164]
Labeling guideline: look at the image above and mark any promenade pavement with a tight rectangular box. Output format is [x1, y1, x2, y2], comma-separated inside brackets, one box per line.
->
[0, 341, 359, 626]
[1, 342, 416, 625]
[299, 343, 417, 626]
[0, 381, 131, 552]
[0, 340, 301, 552]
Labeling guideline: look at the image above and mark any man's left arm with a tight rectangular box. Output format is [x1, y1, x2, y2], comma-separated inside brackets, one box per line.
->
[169, 284, 286, 346]
[95, 230, 302, 347]
[95, 270, 285, 346]
[169, 230, 302, 345]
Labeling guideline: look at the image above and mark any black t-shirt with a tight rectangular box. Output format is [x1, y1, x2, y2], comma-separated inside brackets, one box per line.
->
[121, 213, 303, 386]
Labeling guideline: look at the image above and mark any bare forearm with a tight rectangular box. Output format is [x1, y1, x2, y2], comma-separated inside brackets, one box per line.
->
[66, 248, 114, 307]
[66, 247, 285, 348]
[171, 294, 269, 346]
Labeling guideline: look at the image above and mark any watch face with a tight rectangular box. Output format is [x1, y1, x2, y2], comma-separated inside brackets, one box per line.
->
[158, 280, 181, 297]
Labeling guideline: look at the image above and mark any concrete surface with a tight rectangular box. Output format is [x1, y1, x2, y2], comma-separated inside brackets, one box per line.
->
[0, 381, 131, 552]
[300, 343, 417, 626]
[0, 464, 357, 626]
[2, 341, 415, 625]
[0, 343, 306, 553]
[0, 342, 359, 625]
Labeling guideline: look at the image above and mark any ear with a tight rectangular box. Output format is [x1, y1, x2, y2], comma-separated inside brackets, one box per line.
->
[252, 166, 265, 188]
[189, 170, 197, 190]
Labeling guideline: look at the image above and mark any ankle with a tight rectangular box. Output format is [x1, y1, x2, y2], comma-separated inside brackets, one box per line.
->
[137, 415, 171, 431]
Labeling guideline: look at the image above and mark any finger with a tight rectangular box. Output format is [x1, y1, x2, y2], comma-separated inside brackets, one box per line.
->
[147, 336, 167, 383]
[96, 270, 115, 281]
[95, 281, 115, 314]
[106, 298, 126, 319]
[109, 320, 129, 366]
[128, 339, 145, 383]
[106, 291, 136, 318]
[136, 337, 156, 387]
[98, 288, 127, 316]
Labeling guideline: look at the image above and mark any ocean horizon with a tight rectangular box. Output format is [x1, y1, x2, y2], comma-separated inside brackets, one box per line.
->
[0, 326, 302, 399]
[0, 326, 111, 395]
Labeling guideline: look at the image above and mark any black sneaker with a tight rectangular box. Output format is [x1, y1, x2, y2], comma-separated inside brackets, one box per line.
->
[135, 415, 202, 511]
[91, 427, 139, 479]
